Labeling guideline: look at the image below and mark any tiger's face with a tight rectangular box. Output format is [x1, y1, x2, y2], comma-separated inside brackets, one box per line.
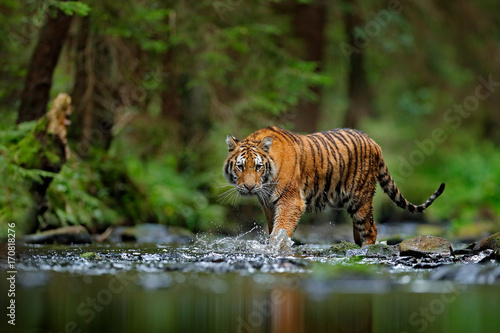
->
[223, 135, 275, 196]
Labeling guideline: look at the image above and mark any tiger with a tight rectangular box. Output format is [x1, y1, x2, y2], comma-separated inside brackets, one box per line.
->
[223, 126, 445, 246]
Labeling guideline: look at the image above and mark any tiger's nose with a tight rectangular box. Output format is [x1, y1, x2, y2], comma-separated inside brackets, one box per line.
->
[244, 184, 255, 192]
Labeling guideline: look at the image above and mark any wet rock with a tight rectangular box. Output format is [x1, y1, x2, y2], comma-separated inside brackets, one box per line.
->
[365, 243, 398, 258]
[473, 232, 500, 253]
[326, 241, 360, 256]
[386, 238, 403, 246]
[400, 235, 453, 258]
[345, 248, 367, 257]
[431, 263, 500, 284]
[455, 250, 493, 264]
[453, 248, 473, 255]
[394, 256, 418, 266]
[413, 262, 445, 269]
[23, 226, 91, 245]
[111, 224, 194, 244]
[478, 250, 497, 263]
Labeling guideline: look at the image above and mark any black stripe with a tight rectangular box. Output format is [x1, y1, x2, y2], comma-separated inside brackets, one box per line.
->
[322, 132, 340, 163]
[379, 175, 391, 188]
[344, 132, 359, 193]
[388, 185, 397, 199]
[323, 161, 334, 203]
[269, 127, 300, 145]
[335, 156, 344, 194]
[347, 201, 361, 215]
[309, 135, 324, 165]
[305, 191, 314, 207]
[359, 144, 374, 190]
[273, 180, 292, 205]
[313, 170, 320, 197]
[399, 198, 408, 209]
[333, 131, 352, 193]
[226, 161, 234, 176]
[307, 140, 317, 170]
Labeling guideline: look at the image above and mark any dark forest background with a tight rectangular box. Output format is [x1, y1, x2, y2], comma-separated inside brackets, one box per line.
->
[1, 0, 499, 238]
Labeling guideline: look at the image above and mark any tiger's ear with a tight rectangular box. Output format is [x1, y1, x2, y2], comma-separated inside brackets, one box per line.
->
[226, 135, 239, 152]
[259, 137, 272, 153]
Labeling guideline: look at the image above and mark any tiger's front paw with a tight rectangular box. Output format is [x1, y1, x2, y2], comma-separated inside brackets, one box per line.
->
[269, 228, 294, 253]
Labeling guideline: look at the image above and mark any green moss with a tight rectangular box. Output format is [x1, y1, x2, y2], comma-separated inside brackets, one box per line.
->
[8, 117, 63, 170]
[365, 243, 396, 257]
[475, 232, 500, 251]
[81, 252, 102, 259]
[325, 241, 360, 255]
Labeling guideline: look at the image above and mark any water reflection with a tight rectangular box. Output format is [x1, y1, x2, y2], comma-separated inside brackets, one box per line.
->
[1, 270, 498, 333]
[0, 240, 498, 333]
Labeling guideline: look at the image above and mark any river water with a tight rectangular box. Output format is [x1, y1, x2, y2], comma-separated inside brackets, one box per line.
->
[0, 232, 499, 333]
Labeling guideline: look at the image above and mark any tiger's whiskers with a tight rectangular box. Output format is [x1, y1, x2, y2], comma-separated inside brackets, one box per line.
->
[217, 187, 240, 206]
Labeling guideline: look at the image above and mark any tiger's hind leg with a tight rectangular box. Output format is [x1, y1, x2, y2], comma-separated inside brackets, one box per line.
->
[349, 201, 378, 247]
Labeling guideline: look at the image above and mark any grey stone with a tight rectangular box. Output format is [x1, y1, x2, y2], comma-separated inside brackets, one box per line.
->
[365, 243, 398, 258]
[400, 235, 453, 257]
[473, 232, 500, 252]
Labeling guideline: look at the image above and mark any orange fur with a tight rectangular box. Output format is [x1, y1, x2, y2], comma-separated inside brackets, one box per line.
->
[223, 126, 445, 246]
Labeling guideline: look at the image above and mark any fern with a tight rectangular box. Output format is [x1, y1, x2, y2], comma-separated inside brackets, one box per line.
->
[7, 162, 58, 183]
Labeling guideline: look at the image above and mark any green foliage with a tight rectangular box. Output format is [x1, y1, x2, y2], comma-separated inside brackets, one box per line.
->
[0, 118, 155, 235]
[0, 120, 49, 235]
[8, 118, 63, 169]
[89, 0, 170, 52]
[1, 0, 500, 239]
[55, 1, 91, 16]
[0, 155, 35, 237]
[125, 154, 225, 231]
[44, 159, 121, 229]
[427, 140, 500, 231]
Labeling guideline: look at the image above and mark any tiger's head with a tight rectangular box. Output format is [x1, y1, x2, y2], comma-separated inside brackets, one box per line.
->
[223, 135, 275, 197]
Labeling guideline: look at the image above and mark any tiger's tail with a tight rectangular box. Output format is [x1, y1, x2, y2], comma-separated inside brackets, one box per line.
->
[377, 160, 445, 213]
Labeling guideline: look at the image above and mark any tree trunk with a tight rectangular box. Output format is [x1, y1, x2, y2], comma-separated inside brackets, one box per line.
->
[91, 37, 116, 152]
[291, 1, 327, 133]
[343, 0, 373, 128]
[17, 8, 73, 124]
[161, 45, 183, 131]
[70, 16, 117, 158]
[22, 94, 73, 232]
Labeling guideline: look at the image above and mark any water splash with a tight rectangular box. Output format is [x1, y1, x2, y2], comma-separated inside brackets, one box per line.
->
[269, 229, 294, 255]
[191, 227, 296, 256]
[191, 226, 270, 253]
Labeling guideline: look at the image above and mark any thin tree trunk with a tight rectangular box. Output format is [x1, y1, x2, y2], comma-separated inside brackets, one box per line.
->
[161, 46, 182, 127]
[91, 37, 116, 151]
[343, 0, 373, 128]
[291, 1, 327, 133]
[17, 8, 73, 124]
[69, 16, 91, 155]
[70, 16, 117, 158]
